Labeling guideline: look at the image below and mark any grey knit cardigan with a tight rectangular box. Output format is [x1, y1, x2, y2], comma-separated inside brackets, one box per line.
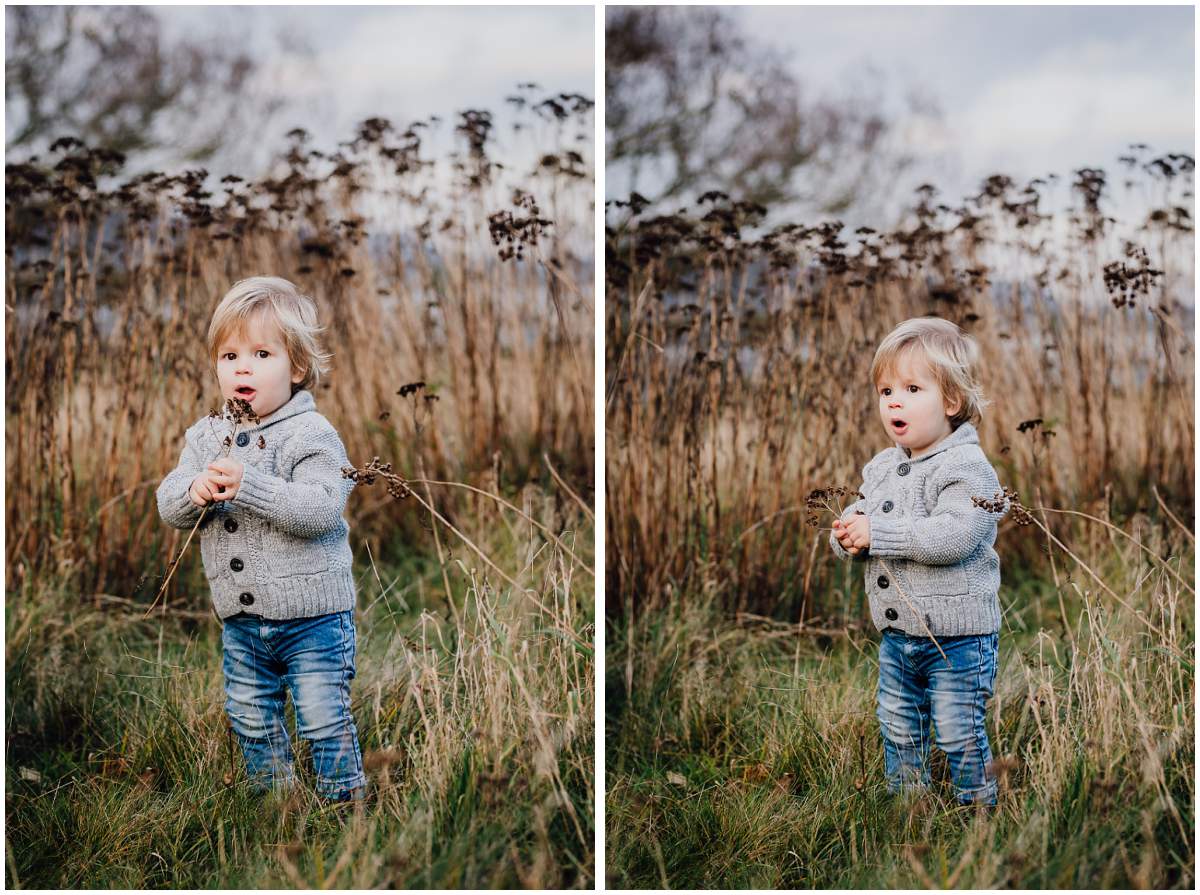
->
[829, 422, 1008, 637]
[156, 388, 357, 620]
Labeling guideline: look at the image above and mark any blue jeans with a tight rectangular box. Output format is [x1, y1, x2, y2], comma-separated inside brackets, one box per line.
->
[877, 628, 999, 806]
[221, 610, 366, 801]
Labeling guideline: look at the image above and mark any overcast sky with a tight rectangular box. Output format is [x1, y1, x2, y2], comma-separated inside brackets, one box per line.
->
[160, 5, 595, 174]
[737, 4, 1194, 210]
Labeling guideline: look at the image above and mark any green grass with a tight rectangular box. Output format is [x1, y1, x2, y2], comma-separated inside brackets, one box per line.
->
[606, 543, 1194, 888]
[7, 522, 594, 888]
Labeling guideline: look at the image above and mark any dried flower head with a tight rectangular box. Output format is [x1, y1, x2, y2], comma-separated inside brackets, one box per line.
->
[222, 396, 260, 425]
[973, 487, 1033, 526]
[488, 189, 551, 262]
[803, 484, 864, 527]
[1102, 243, 1163, 309]
[343, 456, 412, 500]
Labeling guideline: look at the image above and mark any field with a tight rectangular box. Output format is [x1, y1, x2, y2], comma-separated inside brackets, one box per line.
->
[605, 155, 1195, 887]
[5, 88, 596, 888]
[607, 545, 1193, 888]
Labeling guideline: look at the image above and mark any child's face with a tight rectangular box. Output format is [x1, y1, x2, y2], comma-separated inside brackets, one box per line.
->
[876, 348, 960, 458]
[215, 311, 304, 420]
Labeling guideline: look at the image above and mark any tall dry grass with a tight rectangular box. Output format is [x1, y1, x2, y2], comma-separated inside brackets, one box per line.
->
[5, 88, 595, 605]
[605, 155, 1194, 617]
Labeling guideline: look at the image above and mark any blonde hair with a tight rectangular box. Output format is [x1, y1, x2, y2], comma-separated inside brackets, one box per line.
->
[869, 316, 988, 428]
[207, 276, 332, 392]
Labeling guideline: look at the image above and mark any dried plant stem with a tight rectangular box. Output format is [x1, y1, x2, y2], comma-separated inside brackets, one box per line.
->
[401, 486, 560, 622]
[1034, 505, 1193, 594]
[735, 504, 806, 542]
[91, 478, 160, 520]
[542, 452, 593, 523]
[143, 505, 209, 619]
[409, 477, 593, 576]
[605, 278, 653, 411]
[1151, 484, 1194, 544]
[541, 255, 590, 422]
[1035, 485, 1072, 651]
[1021, 514, 1167, 640]
[408, 395, 462, 625]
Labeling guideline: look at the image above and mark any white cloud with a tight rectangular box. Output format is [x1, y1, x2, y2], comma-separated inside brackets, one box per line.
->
[958, 36, 1194, 176]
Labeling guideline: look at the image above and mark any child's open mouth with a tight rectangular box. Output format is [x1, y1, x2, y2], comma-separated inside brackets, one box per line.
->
[235, 386, 257, 401]
[891, 419, 908, 436]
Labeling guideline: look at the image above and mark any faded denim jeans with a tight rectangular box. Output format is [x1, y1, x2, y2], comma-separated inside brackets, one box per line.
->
[877, 628, 999, 806]
[222, 610, 365, 801]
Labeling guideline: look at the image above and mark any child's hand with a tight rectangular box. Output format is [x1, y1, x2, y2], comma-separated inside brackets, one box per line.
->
[206, 457, 245, 501]
[833, 515, 871, 554]
[188, 474, 219, 507]
[832, 519, 860, 555]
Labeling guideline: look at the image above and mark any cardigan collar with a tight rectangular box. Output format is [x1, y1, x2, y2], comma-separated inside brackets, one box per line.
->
[893, 420, 979, 465]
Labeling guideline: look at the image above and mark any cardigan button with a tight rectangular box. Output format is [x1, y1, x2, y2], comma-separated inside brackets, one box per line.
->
[882, 500, 893, 513]
[236, 432, 250, 447]
[877, 575, 889, 589]
[885, 607, 898, 621]
[224, 517, 238, 533]
[230, 557, 244, 572]
[239, 592, 254, 606]
[897, 462, 911, 476]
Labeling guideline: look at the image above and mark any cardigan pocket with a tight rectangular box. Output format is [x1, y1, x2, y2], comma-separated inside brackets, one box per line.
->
[894, 559, 969, 598]
[261, 526, 330, 577]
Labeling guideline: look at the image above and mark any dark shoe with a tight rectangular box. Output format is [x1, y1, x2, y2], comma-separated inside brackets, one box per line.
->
[320, 785, 368, 820]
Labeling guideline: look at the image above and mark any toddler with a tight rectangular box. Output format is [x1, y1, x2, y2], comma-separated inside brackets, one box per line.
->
[155, 276, 365, 803]
[830, 316, 1007, 807]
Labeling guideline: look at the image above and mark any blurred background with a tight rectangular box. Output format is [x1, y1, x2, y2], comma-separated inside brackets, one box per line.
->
[607, 5, 1193, 228]
[8, 5, 593, 185]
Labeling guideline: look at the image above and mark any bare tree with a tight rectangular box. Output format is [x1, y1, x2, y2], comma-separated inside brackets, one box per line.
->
[5, 6, 293, 173]
[606, 7, 920, 217]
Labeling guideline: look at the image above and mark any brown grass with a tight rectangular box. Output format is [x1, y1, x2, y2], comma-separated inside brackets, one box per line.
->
[5, 91, 595, 605]
[605, 155, 1194, 616]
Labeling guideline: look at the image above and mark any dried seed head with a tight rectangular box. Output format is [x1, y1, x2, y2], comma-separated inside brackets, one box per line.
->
[343, 456, 411, 499]
[224, 396, 260, 425]
[973, 487, 1033, 526]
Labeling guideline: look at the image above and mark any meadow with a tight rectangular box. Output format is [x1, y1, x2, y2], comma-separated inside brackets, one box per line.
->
[6, 87, 595, 887]
[604, 154, 1195, 887]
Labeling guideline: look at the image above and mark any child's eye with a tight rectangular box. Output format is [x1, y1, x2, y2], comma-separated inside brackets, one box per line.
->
[222, 352, 236, 361]
[880, 387, 891, 396]
[256, 349, 269, 359]
[908, 385, 919, 393]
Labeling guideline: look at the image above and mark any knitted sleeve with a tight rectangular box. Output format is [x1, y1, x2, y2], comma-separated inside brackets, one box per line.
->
[156, 427, 206, 530]
[866, 451, 1004, 566]
[829, 456, 876, 562]
[232, 422, 355, 537]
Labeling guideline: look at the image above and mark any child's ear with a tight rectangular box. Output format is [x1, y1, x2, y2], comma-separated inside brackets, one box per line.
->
[944, 393, 963, 418]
